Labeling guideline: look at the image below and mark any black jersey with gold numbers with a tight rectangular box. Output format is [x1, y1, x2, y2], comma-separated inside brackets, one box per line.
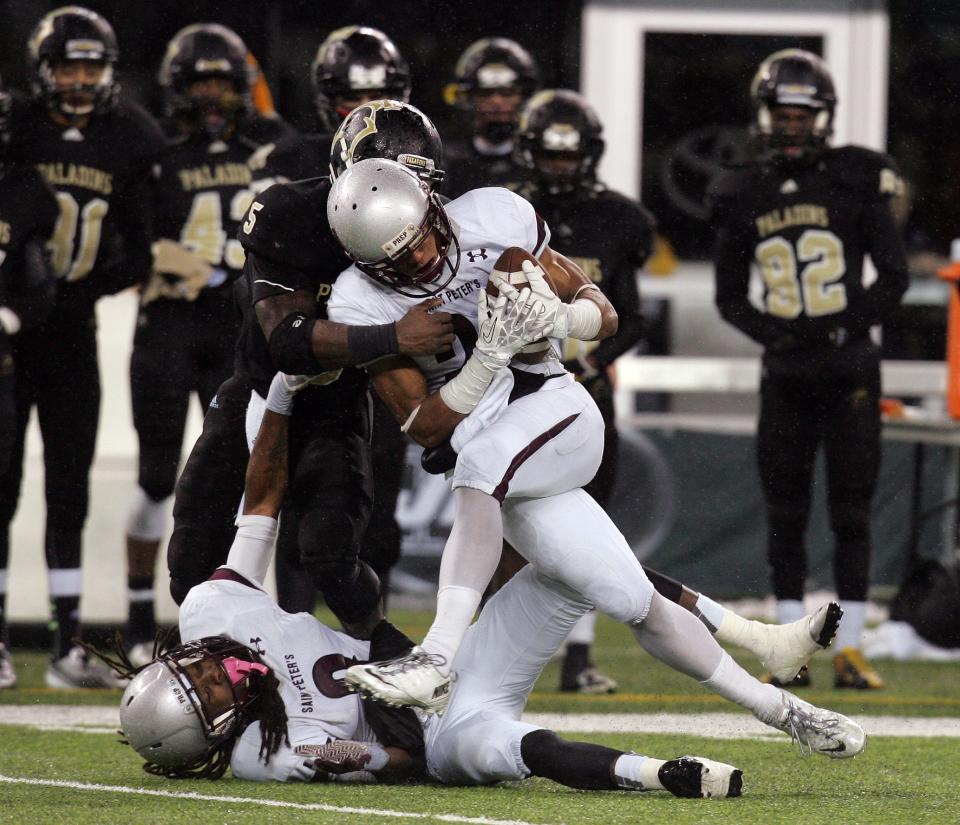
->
[235, 177, 366, 414]
[711, 145, 909, 372]
[9, 98, 166, 315]
[523, 183, 654, 369]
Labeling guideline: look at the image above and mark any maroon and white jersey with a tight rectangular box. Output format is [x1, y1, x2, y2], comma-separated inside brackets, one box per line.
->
[179, 571, 376, 781]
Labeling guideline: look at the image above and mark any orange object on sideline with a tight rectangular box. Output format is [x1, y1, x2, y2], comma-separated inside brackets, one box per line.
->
[246, 52, 277, 117]
[937, 259, 960, 418]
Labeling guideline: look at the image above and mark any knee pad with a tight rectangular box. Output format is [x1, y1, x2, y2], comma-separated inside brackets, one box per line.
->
[126, 486, 169, 542]
[322, 560, 382, 624]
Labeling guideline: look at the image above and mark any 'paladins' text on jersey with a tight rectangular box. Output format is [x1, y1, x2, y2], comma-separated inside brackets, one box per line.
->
[327, 187, 550, 391]
[711, 145, 909, 357]
[154, 136, 261, 285]
[9, 98, 166, 310]
[235, 176, 366, 416]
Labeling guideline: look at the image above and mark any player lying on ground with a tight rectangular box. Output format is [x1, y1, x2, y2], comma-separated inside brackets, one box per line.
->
[99, 376, 744, 797]
[323, 161, 861, 761]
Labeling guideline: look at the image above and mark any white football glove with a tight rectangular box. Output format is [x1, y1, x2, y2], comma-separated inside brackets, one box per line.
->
[475, 282, 554, 366]
[520, 259, 602, 341]
[141, 239, 215, 305]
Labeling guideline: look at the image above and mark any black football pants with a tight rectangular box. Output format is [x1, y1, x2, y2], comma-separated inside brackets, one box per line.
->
[130, 295, 237, 503]
[757, 359, 881, 602]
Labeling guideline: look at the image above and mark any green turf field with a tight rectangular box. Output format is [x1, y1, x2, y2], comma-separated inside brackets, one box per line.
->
[2, 609, 959, 825]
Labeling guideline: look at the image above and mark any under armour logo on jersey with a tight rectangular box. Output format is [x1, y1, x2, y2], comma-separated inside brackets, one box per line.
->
[250, 637, 266, 655]
[466, 248, 488, 262]
[61, 127, 84, 142]
[780, 179, 799, 194]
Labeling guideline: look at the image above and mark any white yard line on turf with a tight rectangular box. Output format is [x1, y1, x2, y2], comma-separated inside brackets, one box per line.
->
[4, 705, 960, 738]
[0, 775, 541, 825]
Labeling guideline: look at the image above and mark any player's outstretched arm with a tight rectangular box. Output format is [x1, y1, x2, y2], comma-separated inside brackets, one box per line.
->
[254, 281, 454, 374]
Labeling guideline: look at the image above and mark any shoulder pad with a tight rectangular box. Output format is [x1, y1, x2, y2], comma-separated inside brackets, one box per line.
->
[238, 177, 334, 268]
[114, 100, 167, 153]
[825, 145, 904, 198]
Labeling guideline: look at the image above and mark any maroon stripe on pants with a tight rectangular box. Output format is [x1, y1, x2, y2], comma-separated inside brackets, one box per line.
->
[492, 413, 580, 503]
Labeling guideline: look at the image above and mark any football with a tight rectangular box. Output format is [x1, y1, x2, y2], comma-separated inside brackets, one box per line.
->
[485, 247, 557, 363]
[485, 247, 558, 298]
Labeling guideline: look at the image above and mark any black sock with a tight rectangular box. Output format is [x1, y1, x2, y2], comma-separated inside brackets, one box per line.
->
[127, 574, 156, 644]
[0, 589, 7, 646]
[520, 730, 621, 790]
[561, 643, 591, 689]
[52, 596, 80, 659]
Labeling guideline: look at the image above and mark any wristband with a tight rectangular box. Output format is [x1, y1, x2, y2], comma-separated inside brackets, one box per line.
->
[347, 322, 399, 364]
[562, 298, 603, 341]
[439, 349, 507, 415]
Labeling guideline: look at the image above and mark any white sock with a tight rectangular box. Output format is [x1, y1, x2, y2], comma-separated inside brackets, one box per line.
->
[835, 601, 866, 650]
[421, 585, 482, 674]
[613, 753, 664, 791]
[776, 599, 805, 625]
[701, 651, 784, 726]
[420, 488, 503, 674]
[693, 593, 726, 633]
[566, 610, 597, 645]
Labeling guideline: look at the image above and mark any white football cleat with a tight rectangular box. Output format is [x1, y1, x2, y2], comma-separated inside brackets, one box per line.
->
[758, 602, 843, 683]
[770, 691, 866, 758]
[658, 756, 744, 798]
[345, 646, 451, 714]
[45, 646, 123, 689]
[0, 644, 17, 689]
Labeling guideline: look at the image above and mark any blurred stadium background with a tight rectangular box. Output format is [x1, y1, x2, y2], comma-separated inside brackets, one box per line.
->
[2, 0, 959, 636]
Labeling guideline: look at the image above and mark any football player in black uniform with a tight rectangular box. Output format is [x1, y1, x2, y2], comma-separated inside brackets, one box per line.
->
[513, 89, 655, 693]
[1, 7, 166, 688]
[441, 38, 539, 198]
[167, 110, 453, 639]
[248, 26, 410, 190]
[0, 74, 59, 689]
[123, 24, 293, 662]
[712, 50, 909, 689]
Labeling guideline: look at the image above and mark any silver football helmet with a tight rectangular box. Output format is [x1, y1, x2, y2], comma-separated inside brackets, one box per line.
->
[327, 157, 460, 297]
[119, 637, 266, 774]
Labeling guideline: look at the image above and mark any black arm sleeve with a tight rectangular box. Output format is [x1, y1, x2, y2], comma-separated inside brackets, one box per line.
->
[6, 236, 56, 331]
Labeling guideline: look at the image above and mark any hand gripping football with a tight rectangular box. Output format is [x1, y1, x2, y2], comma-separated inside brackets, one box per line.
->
[485, 247, 558, 361]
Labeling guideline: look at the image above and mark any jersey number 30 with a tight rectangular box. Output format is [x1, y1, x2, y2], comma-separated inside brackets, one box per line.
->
[756, 230, 847, 318]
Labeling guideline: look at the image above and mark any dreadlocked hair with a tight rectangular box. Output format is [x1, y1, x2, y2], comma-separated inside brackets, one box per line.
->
[78, 628, 180, 681]
[142, 746, 233, 780]
[246, 666, 290, 763]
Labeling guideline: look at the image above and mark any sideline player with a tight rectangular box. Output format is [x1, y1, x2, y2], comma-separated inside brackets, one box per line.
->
[324, 159, 863, 761]
[109, 375, 835, 797]
[510, 88, 656, 694]
[712, 50, 908, 689]
[0, 74, 59, 689]
[124, 23, 292, 662]
[2, 6, 166, 687]
[442, 38, 538, 198]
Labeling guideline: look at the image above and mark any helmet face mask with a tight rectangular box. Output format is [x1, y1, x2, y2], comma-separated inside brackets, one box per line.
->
[328, 158, 460, 298]
[28, 7, 119, 123]
[312, 26, 411, 133]
[329, 99, 445, 189]
[159, 24, 253, 141]
[751, 49, 836, 164]
[119, 636, 267, 777]
[516, 89, 605, 196]
[447, 38, 539, 144]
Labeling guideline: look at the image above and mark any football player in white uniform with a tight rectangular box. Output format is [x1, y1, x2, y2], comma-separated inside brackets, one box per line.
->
[324, 159, 865, 759]
[111, 374, 745, 797]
